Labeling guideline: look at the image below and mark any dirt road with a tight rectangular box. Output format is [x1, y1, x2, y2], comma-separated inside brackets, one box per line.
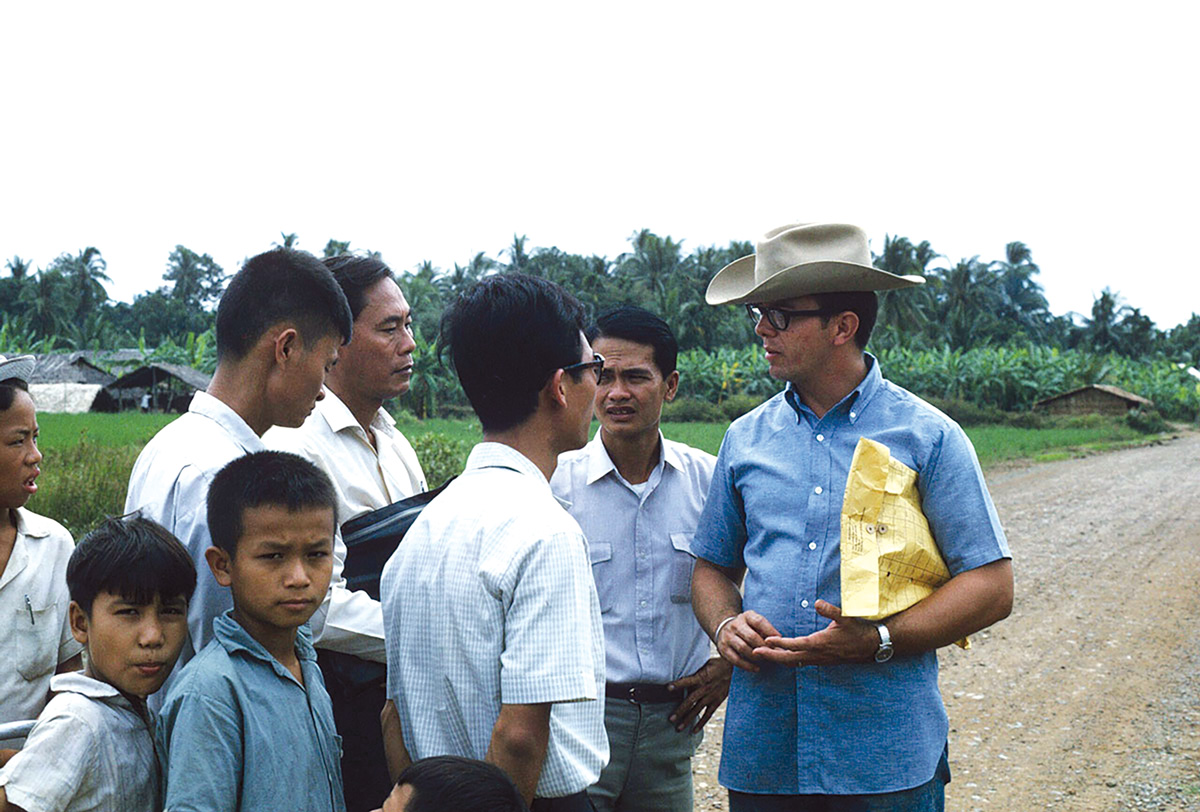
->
[690, 432, 1200, 811]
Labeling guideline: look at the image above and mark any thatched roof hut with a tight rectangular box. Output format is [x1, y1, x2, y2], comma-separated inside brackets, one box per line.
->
[1033, 384, 1154, 416]
[107, 363, 212, 413]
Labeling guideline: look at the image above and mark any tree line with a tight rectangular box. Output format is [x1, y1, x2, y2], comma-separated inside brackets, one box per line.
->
[4, 230, 1199, 371]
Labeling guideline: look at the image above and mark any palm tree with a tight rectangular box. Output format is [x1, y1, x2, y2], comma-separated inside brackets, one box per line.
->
[616, 229, 684, 314]
[19, 269, 72, 339]
[933, 257, 1002, 349]
[505, 235, 530, 274]
[873, 235, 939, 343]
[49, 247, 111, 324]
[991, 241, 1051, 340]
[1082, 288, 1129, 354]
[323, 239, 352, 258]
[5, 256, 31, 281]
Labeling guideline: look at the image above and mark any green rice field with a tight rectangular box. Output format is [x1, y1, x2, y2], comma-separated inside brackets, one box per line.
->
[29, 411, 1167, 538]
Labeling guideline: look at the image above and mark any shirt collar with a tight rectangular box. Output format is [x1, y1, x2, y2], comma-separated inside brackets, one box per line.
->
[188, 390, 263, 452]
[212, 610, 317, 680]
[49, 671, 144, 716]
[317, 389, 395, 439]
[785, 352, 881, 426]
[582, 431, 679, 485]
[466, 442, 550, 489]
[13, 506, 53, 539]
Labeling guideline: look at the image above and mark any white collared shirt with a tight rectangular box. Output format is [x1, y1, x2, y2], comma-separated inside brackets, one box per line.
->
[0, 509, 84, 736]
[381, 443, 607, 798]
[551, 433, 715, 684]
[124, 390, 265, 705]
[0, 672, 162, 812]
[266, 391, 426, 662]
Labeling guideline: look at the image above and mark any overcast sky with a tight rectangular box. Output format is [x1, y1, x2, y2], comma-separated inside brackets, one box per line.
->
[3, 2, 1197, 329]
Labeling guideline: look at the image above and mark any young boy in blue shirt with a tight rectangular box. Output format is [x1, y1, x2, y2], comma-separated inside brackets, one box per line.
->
[0, 515, 196, 812]
[159, 450, 345, 812]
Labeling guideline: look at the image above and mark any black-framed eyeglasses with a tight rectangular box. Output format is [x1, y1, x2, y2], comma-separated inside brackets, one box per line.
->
[745, 304, 833, 332]
[562, 353, 606, 383]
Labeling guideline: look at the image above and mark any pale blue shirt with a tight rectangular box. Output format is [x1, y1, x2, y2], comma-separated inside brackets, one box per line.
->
[158, 612, 345, 812]
[124, 391, 264, 708]
[551, 433, 715, 685]
[692, 355, 1010, 795]
[381, 443, 607, 799]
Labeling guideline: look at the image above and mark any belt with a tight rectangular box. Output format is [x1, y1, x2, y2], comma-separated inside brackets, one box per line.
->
[605, 682, 684, 704]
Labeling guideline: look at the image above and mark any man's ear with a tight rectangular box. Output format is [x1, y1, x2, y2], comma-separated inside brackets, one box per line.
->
[68, 600, 89, 646]
[543, 368, 570, 409]
[205, 546, 234, 587]
[663, 370, 680, 402]
[829, 311, 861, 347]
[273, 326, 301, 366]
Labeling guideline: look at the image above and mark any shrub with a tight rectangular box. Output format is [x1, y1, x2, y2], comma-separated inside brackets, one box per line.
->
[922, 397, 1007, 426]
[720, 394, 766, 421]
[1125, 407, 1170, 434]
[30, 434, 140, 538]
[662, 398, 724, 423]
[411, 432, 469, 489]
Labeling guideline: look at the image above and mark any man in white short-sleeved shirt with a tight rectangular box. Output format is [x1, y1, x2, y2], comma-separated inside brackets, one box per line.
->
[266, 255, 426, 812]
[380, 274, 607, 812]
[124, 248, 351, 707]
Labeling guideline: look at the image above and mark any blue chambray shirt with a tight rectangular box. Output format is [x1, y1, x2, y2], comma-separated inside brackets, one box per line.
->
[158, 612, 346, 812]
[691, 355, 1010, 795]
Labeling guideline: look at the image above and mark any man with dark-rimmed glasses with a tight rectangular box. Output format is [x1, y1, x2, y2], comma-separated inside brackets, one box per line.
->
[691, 223, 1013, 811]
[379, 274, 608, 812]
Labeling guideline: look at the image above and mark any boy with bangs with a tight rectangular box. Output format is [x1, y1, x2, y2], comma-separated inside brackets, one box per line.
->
[0, 515, 197, 812]
[159, 451, 346, 812]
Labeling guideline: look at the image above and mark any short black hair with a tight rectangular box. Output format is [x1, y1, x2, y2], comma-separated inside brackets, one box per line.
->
[440, 274, 587, 432]
[813, 290, 878, 350]
[67, 515, 197, 615]
[0, 376, 29, 411]
[323, 254, 395, 322]
[215, 248, 353, 360]
[588, 305, 678, 376]
[207, 451, 338, 555]
[398, 756, 528, 812]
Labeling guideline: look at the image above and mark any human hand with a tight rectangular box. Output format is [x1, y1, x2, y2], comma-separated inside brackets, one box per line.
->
[755, 600, 879, 667]
[716, 610, 781, 672]
[667, 657, 733, 733]
[0, 748, 17, 767]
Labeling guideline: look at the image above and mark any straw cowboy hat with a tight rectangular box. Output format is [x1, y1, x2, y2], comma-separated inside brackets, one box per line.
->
[705, 223, 925, 306]
[0, 354, 35, 384]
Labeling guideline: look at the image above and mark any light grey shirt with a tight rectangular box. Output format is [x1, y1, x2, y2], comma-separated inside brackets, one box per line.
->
[551, 433, 715, 684]
[124, 390, 265, 707]
[381, 443, 608, 799]
[0, 672, 162, 812]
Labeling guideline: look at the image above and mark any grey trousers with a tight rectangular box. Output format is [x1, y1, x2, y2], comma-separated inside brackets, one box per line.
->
[588, 697, 703, 812]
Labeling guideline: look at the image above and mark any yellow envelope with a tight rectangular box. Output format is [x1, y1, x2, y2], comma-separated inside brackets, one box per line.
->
[840, 437, 969, 649]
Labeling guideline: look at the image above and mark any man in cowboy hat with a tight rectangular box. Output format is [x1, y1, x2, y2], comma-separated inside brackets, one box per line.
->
[690, 223, 1013, 810]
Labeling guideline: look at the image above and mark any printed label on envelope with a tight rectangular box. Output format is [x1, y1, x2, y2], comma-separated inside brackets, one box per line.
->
[840, 437, 969, 649]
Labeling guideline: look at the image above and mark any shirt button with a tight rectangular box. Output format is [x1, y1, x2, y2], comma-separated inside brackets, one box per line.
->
[808, 542, 817, 550]
[814, 486, 823, 495]
[640, 600, 647, 607]
[801, 600, 810, 608]
[850, 411, 857, 419]
[816, 434, 824, 442]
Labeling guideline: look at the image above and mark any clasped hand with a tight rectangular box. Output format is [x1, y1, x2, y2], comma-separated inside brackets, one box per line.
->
[715, 600, 880, 670]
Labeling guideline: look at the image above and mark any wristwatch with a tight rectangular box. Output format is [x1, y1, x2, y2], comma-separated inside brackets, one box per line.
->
[873, 623, 894, 663]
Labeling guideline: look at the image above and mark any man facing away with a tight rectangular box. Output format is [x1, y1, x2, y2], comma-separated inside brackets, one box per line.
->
[125, 248, 352, 705]
[690, 223, 1013, 811]
[550, 306, 731, 812]
[380, 274, 607, 811]
[267, 254, 426, 812]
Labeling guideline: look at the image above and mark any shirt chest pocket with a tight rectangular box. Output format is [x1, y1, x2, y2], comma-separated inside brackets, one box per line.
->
[669, 533, 695, 605]
[588, 542, 615, 613]
[11, 595, 62, 681]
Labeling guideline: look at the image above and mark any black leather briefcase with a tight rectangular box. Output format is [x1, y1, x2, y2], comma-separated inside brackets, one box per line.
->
[339, 478, 454, 602]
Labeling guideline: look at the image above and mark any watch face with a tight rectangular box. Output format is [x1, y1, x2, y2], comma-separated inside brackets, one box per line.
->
[874, 646, 894, 663]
